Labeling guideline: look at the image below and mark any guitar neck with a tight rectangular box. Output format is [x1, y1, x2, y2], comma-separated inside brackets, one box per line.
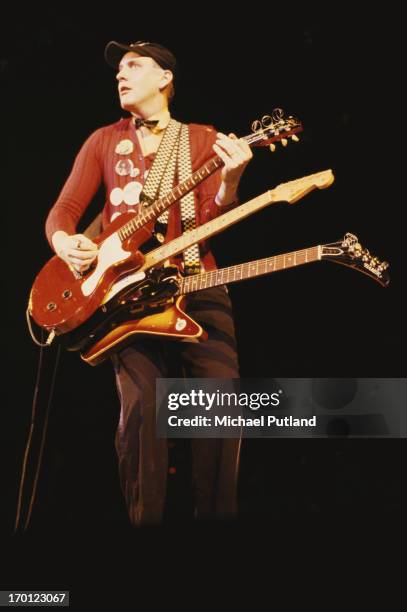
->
[143, 169, 332, 270]
[114, 123, 302, 243]
[143, 190, 275, 269]
[178, 246, 322, 294]
[117, 155, 224, 242]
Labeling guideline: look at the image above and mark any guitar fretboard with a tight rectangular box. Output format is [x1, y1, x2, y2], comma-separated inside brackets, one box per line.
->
[179, 246, 321, 294]
[116, 123, 302, 243]
[117, 156, 223, 242]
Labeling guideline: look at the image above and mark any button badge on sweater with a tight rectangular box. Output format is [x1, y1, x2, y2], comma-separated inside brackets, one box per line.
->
[115, 159, 137, 177]
[115, 139, 134, 155]
[110, 187, 123, 206]
[109, 181, 142, 206]
[123, 181, 142, 205]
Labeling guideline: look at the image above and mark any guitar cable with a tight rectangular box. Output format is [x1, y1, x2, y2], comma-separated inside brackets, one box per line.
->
[14, 322, 61, 532]
[26, 306, 55, 347]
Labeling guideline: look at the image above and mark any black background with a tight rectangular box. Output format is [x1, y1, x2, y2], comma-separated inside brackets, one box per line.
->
[2, 5, 402, 593]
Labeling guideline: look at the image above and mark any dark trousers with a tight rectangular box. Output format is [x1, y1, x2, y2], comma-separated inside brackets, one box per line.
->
[111, 286, 241, 526]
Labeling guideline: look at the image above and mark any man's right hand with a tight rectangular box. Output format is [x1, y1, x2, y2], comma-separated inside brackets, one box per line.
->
[52, 231, 98, 273]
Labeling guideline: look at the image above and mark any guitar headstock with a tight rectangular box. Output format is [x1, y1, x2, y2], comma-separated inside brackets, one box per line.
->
[271, 169, 335, 204]
[246, 108, 303, 152]
[321, 233, 390, 287]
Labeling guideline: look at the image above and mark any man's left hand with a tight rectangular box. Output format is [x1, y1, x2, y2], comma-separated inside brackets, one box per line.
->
[213, 132, 253, 186]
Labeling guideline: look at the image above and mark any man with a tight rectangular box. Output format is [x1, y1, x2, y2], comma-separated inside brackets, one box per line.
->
[45, 40, 253, 525]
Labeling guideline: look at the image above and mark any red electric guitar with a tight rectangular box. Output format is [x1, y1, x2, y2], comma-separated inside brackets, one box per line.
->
[28, 110, 302, 335]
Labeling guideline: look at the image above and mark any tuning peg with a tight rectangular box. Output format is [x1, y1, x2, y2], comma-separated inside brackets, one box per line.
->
[291, 134, 300, 142]
[281, 138, 288, 147]
[269, 143, 276, 152]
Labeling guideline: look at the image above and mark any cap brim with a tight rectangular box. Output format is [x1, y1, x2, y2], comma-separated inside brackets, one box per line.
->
[104, 41, 151, 69]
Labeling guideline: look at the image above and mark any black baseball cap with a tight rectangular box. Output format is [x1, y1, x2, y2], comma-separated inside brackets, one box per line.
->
[104, 40, 177, 74]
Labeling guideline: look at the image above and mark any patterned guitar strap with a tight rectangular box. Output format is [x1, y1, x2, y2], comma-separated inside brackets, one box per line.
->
[140, 119, 202, 275]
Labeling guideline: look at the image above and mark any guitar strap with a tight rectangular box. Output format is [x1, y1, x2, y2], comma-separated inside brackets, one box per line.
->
[176, 124, 202, 275]
[140, 118, 181, 209]
[140, 119, 202, 275]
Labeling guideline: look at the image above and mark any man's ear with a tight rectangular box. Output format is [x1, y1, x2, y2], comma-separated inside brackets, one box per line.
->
[159, 69, 173, 91]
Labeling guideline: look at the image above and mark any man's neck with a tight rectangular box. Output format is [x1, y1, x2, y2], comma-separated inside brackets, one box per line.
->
[130, 98, 169, 120]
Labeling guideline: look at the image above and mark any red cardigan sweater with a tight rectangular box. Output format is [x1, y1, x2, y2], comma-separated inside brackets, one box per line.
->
[45, 117, 236, 271]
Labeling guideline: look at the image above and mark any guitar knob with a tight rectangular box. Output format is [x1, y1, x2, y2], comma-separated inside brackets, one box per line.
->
[269, 143, 276, 152]
[281, 138, 288, 147]
[291, 134, 300, 142]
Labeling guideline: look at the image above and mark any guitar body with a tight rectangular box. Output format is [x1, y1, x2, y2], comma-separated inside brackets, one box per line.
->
[79, 232, 389, 366]
[29, 213, 153, 333]
[80, 296, 207, 366]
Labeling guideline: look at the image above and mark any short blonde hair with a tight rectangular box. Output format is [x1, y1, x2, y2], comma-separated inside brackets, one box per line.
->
[164, 81, 175, 103]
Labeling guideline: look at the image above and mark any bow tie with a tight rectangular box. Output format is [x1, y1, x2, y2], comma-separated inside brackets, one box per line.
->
[134, 117, 160, 130]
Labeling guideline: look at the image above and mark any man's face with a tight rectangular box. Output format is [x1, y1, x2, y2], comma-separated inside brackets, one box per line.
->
[116, 51, 168, 110]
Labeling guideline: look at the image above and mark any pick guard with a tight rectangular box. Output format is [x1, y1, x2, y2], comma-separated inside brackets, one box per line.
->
[81, 233, 131, 296]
